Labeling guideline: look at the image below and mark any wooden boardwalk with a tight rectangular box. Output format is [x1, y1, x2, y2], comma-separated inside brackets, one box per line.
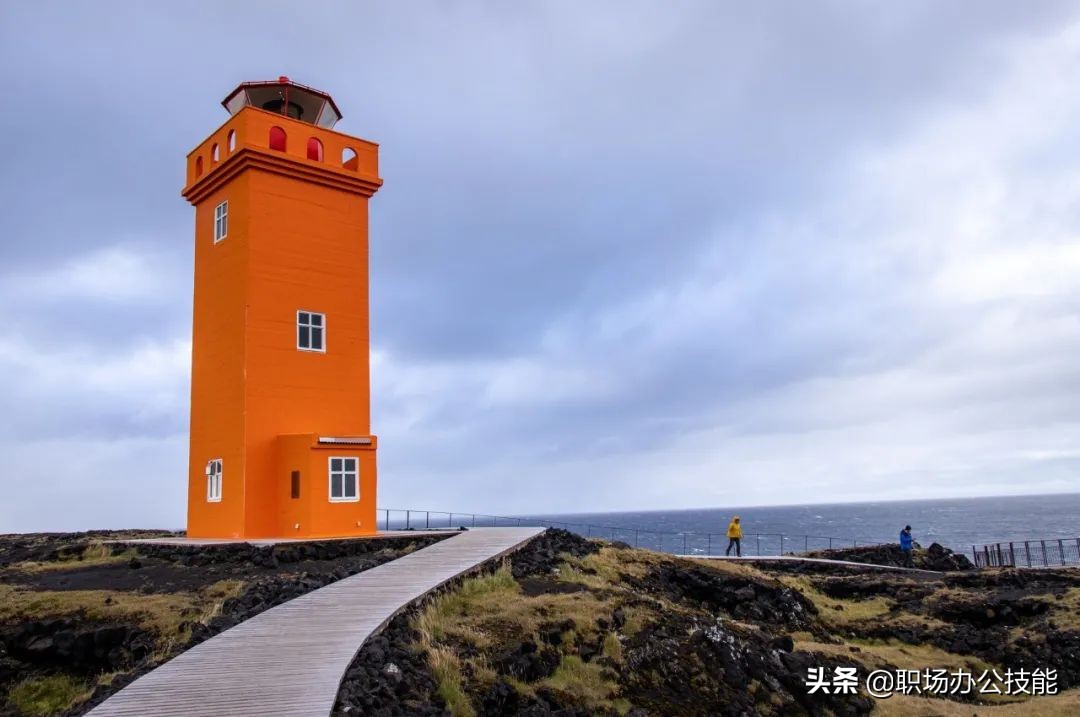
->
[86, 527, 545, 717]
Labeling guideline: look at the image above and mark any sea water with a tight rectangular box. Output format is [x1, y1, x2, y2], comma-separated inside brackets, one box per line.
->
[520, 492, 1080, 555]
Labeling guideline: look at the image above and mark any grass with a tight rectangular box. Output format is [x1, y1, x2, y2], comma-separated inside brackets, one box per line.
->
[544, 655, 628, 713]
[6, 674, 93, 717]
[412, 563, 521, 716]
[774, 575, 894, 625]
[795, 636, 995, 674]
[0, 584, 197, 635]
[414, 563, 520, 644]
[1043, 587, 1080, 629]
[7, 542, 140, 573]
[428, 646, 474, 717]
[0, 578, 246, 642]
[602, 631, 623, 664]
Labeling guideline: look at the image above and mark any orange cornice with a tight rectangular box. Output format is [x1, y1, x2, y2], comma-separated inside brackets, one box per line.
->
[182, 146, 382, 204]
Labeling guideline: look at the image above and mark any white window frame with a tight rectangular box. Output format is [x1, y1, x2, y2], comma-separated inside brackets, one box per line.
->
[328, 456, 359, 503]
[206, 458, 222, 502]
[297, 310, 326, 353]
[214, 201, 228, 243]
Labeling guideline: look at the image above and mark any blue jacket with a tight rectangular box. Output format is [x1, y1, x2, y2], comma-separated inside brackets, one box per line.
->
[899, 530, 913, 550]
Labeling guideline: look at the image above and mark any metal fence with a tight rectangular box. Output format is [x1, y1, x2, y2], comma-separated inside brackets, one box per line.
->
[972, 538, 1080, 568]
[377, 508, 876, 557]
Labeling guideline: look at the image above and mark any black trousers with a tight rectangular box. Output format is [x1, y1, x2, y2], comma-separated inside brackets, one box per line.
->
[726, 538, 741, 557]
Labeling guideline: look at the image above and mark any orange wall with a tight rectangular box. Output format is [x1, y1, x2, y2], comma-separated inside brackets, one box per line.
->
[273, 435, 378, 538]
[187, 174, 249, 539]
[184, 105, 381, 539]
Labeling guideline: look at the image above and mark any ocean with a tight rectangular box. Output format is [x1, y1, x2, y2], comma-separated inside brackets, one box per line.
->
[515, 492, 1080, 557]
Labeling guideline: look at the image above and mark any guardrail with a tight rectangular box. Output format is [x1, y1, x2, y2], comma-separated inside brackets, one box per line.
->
[377, 508, 878, 557]
[972, 538, 1080, 568]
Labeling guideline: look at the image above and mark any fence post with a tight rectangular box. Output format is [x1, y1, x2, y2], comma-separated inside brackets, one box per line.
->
[1025, 541, 1032, 567]
[984, 545, 990, 567]
[829, 537, 833, 549]
[756, 535, 761, 556]
[1059, 539, 1066, 566]
[707, 534, 712, 556]
[634, 529, 639, 548]
[1008, 542, 1015, 567]
[406, 510, 411, 530]
[683, 534, 688, 554]
[1041, 540, 1048, 567]
[996, 543, 1002, 567]
[425, 511, 430, 530]
[972, 546, 978, 566]
[780, 535, 785, 555]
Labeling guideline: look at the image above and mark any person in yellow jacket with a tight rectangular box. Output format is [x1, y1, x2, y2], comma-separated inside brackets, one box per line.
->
[725, 516, 743, 557]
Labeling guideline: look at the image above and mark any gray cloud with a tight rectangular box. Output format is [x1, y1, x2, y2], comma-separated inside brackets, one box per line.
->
[2, 2, 1079, 530]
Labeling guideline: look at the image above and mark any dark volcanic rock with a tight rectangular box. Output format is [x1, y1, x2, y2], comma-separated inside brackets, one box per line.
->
[1, 619, 152, 673]
[622, 615, 872, 716]
[509, 528, 599, 578]
[801, 542, 974, 571]
[634, 562, 818, 630]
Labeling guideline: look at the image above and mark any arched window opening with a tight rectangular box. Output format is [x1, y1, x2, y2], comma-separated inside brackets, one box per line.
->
[195, 156, 204, 177]
[211, 143, 220, 162]
[227, 130, 237, 153]
[269, 126, 287, 152]
[342, 147, 358, 171]
[307, 137, 324, 162]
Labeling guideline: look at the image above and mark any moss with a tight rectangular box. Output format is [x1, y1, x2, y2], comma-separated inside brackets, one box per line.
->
[7, 542, 139, 574]
[602, 631, 623, 664]
[773, 575, 893, 625]
[0, 584, 198, 635]
[6, 674, 92, 717]
[544, 654, 626, 711]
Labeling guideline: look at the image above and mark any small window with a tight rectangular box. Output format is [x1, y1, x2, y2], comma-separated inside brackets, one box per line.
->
[307, 137, 324, 162]
[212, 143, 220, 162]
[269, 126, 287, 151]
[328, 457, 358, 502]
[297, 310, 325, 352]
[342, 147, 358, 170]
[227, 129, 236, 153]
[214, 201, 228, 243]
[206, 459, 222, 502]
[291, 470, 301, 499]
[195, 156, 204, 177]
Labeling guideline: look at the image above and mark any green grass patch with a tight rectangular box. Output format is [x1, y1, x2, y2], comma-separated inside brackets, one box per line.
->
[544, 655, 628, 712]
[6, 674, 92, 717]
[10, 542, 139, 574]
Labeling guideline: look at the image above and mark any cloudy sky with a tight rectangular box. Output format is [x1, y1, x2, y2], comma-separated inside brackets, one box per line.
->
[2, 2, 1080, 531]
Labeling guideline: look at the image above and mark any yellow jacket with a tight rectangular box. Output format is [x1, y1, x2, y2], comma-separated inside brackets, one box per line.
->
[727, 519, 742, 539]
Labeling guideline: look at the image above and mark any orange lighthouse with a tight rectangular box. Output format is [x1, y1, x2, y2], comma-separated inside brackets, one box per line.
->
[182, 78, 382, 539]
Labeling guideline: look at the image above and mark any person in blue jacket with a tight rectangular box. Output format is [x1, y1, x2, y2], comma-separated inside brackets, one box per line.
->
[899, 525, 914, 567]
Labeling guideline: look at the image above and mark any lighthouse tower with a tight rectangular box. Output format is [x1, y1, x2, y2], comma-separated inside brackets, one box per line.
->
[182, 78, 382, 539]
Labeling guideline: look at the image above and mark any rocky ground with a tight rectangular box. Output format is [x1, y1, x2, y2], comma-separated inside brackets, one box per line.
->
[3, 530, 1079, 716]
[800, 542, 976, 571]
[0, 530, 450, 716]
[334, 533, 1080, 716]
